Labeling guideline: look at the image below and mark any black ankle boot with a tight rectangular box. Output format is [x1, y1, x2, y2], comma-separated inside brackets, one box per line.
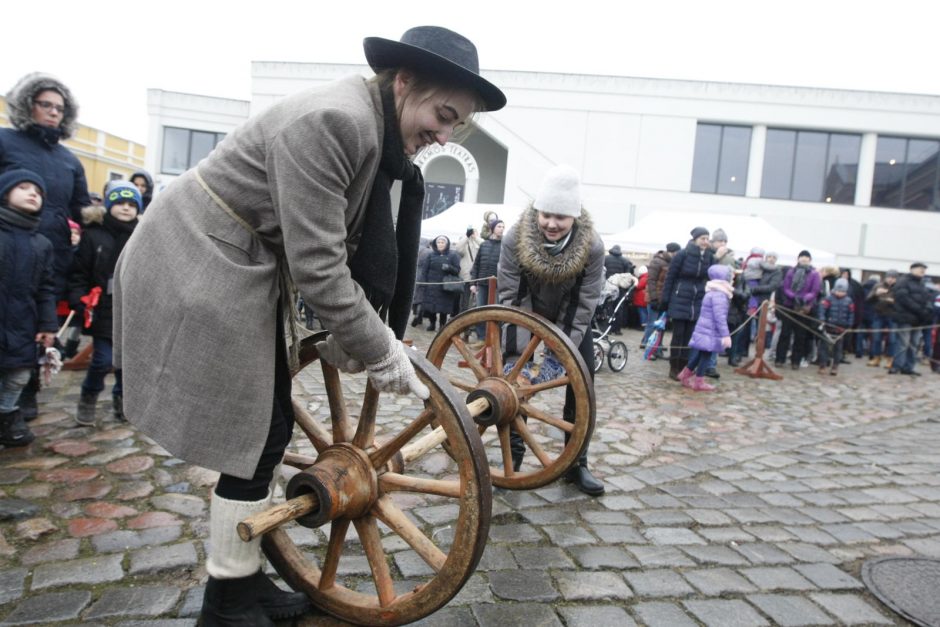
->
[200, 573, 275, 626]
[249, 570, 312, 620]
[565, 464, 605, 496]
[0, 410, 35, 447]
[564, 449, 605, 496]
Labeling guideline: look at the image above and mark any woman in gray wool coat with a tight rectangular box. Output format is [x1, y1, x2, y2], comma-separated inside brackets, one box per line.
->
[113, 27, 505, 625]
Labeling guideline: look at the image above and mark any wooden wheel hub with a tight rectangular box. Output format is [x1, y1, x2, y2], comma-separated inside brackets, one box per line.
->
[466, 376, 518, 428]
[285, 443, 378, 528]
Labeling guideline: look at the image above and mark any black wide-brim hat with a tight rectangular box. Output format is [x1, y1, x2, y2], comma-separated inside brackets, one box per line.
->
[363, 26, 506, 112]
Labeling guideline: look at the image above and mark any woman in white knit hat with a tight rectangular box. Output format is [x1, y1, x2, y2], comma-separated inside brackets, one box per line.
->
[496, 164, 606, 495]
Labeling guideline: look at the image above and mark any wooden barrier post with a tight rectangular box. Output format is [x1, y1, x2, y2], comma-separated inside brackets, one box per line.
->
[734, 300, 782, 380]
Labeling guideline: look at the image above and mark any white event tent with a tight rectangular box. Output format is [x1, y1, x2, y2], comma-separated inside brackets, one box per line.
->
[604, 211, 837, 267]
[420, 202, 524, 242]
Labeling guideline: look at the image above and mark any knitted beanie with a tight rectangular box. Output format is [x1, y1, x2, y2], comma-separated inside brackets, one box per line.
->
[534, 165, 581, 217]
[104, 181, 142, 211]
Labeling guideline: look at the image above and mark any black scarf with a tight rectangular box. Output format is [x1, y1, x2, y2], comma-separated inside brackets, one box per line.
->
[27, 124, 63, 147]
[0, 204, 41, 230]
[102, 212, 137, 272]
[348, 86, 425, 340]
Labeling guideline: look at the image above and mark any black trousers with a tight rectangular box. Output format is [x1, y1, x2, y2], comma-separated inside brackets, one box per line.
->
[510, 331, 595, 463]
[775, 311, 814, 366]
[216, 316, 295, 502]
[668, 319, 695, 373]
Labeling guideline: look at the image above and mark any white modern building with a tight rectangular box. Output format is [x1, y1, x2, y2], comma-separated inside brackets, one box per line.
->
[145, 62, 940, 276]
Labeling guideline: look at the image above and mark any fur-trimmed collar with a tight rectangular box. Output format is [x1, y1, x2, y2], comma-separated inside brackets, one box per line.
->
[515, 205, 595, 284]
[5, 72, 79, 139]
[81, 205, 106, 225]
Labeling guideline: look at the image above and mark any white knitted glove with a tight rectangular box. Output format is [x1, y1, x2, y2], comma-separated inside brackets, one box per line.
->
[315, 335, 365, 373]
[366, 328, 430, 399]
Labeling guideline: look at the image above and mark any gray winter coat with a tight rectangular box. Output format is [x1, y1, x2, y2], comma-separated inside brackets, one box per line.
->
[497, 207, 604, 349]
[114, 75, 392, 479]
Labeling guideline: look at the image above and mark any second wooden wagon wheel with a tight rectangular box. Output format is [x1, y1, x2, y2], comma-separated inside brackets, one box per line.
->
[426, 305, 596, 490]
[246, 332, 491, 627]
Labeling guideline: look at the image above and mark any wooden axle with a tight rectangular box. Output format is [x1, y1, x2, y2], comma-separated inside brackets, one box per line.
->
[237, 383, 515, 543]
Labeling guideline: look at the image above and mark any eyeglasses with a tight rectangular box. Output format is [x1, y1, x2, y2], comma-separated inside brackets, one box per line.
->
[34, 100, 66, 114]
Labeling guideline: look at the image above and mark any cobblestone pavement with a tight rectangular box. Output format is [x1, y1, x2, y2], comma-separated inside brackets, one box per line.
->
[1, 326, 938, 626]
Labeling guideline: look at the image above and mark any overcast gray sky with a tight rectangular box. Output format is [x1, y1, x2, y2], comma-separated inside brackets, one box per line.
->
[2, 0, 935, 144]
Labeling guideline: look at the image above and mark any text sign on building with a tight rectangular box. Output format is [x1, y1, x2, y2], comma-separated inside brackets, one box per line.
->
[414, 143, 479, 176]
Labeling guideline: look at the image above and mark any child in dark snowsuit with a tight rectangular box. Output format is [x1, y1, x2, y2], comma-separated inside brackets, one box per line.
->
[68, 181, 140, 425]
[817, 277, 855, 375]
[0, 169, 56, 446]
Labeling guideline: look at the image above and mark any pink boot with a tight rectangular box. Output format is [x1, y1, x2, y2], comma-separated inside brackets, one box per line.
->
[677, 367, 694, 386]
[691, 376, 716, 392]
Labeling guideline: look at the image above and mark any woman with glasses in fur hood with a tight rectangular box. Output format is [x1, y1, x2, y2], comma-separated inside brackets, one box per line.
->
[0, 72, 91, 421]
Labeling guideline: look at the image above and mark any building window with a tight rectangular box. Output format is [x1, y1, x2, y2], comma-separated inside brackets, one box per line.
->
[161, 127, 226, 175]
[871, 136, 940, 210]
[691, 123, 751, 195]
[761, 129, 861, 204]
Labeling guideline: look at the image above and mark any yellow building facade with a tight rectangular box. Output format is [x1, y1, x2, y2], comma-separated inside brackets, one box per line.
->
[0, 96, 145, 197]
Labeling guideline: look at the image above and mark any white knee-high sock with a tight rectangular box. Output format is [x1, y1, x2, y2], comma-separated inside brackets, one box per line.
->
[206, 491, 272, 579]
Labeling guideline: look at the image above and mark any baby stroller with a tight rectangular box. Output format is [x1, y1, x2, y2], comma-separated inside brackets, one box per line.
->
[591, 276, 633, 373]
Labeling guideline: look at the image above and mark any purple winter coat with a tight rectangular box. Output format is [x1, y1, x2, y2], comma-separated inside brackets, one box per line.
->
[780, 264, 821, 308]
[689, 265, 732, 353]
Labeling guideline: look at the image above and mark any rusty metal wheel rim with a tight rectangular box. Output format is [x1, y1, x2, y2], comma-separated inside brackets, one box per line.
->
[426, 305, 595, 490]
[262, 332, 492, 627]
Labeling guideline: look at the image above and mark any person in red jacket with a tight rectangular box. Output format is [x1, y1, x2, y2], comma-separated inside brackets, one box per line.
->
[633, 265, 648, 335]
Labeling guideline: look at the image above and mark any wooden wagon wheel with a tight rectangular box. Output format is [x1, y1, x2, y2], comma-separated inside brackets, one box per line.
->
[425, 305, 595, 490]
[250, 332, 491, 627]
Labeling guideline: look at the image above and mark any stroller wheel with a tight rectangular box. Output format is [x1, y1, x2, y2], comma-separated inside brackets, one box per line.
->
[592, 341, 605, 373]
[608, 341, 628, 372]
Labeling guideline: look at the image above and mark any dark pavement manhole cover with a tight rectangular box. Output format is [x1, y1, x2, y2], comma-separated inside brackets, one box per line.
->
[862, 556, 940, 627]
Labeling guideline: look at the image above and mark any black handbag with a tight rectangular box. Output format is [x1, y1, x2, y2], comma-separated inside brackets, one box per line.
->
[442, 275, 464, 293]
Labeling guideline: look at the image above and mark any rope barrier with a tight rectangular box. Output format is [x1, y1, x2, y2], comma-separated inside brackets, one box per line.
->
[414, 276, 495, 286]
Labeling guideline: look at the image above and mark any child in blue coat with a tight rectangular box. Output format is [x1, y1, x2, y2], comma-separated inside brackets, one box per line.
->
[817, 277, 855, 375]
[0, 169, 56, 446]
[679, 264, 733, 391]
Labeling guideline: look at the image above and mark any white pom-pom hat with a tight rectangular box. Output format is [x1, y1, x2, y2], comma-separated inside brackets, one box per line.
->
[534, 164, 582, 218]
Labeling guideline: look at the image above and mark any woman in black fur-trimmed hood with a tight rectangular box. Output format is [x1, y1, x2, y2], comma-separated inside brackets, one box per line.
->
[497, 164, 606, 496]
[0, 72, 91, 421]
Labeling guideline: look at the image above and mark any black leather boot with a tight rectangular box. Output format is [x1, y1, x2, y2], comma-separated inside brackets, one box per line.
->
[564, 445, 605, 496]
[0, 410, 35, 447]
[565, 458, 605, 496]
[200, 573, 274, 626]
[249, 570, 312, 620]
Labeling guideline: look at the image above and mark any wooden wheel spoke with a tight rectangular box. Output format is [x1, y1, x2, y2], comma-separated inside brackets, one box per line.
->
[506, 335, 541, 382]
[400, 426, 449, 465]
[291, 398, 331, 452]
[373, 495, 447, 573]
[319, 518, 351, 590]
[519, 402, 574, 434]
[516, 375, 570, 396]
[282, 451, 317, 469]
[450, 336, 488, 381]
[353, 382, 380, 449]
[512, 416, 552, 468]
[379, 472, 461, 498]
[370, 408, 434, 469]
[486, 320, 504, 376]
[321, 362, 353, 443]
[497, 424, 515, 477]
[353, 516, 396, 607]
[448, 377, 477, 393]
